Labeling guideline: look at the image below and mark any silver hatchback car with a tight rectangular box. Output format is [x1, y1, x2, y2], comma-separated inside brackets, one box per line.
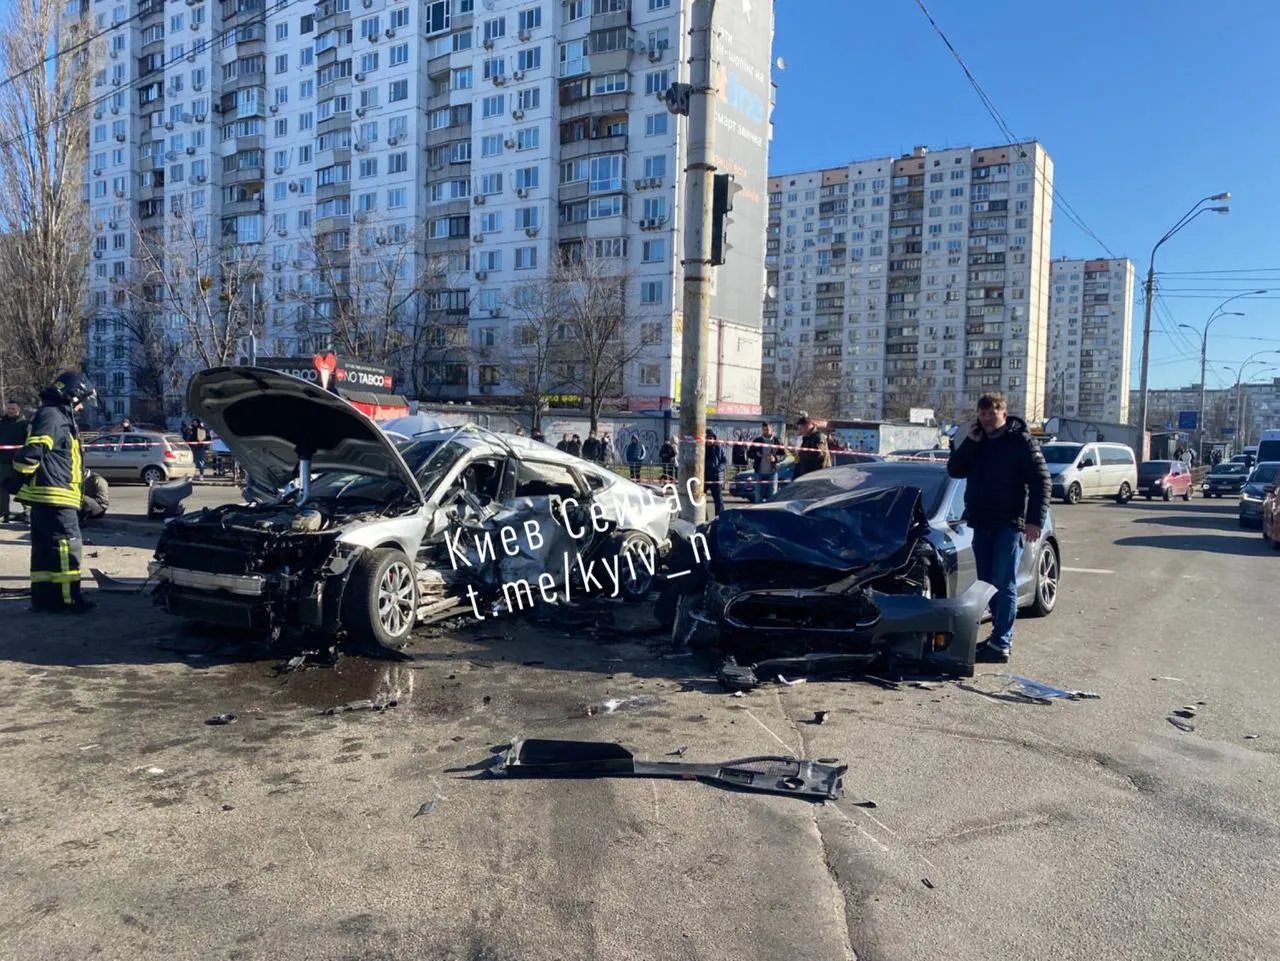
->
[83, 431, 197, 484]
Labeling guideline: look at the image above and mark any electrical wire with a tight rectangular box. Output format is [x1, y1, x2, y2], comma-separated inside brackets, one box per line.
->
[0, 4, 151, 94]
[0, 0, 305, 155]
[910, 0, 1117, 258]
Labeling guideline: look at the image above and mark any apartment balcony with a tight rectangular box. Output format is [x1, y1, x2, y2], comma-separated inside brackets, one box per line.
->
[225, 196, 264, 216]
[317, 112, 352, 138]
[559, 132, 628, 161]
[225, 70, 267, 94]
[559, 87, 629, 123]
[315, 181, 350, 204]
[224, 165, 264, 186]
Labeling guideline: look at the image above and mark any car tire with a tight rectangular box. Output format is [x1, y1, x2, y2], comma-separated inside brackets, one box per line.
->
[1163, 487, 1173, 502]
[1182, 487, 1191, 501]
[1025, 541, 1059, 618]
[141, 465, 165, 485]
[614, 532, 657, 602]
[1115, 482, 1132, 504]
[1239, 516, 1250, 529]
[1145, 494, 1152, 501]
[342, 547, 418, 648]
[1065, 482, 1082, 505]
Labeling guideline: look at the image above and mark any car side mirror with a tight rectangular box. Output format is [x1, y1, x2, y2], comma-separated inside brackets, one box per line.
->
[1079, 460, 1094, 469]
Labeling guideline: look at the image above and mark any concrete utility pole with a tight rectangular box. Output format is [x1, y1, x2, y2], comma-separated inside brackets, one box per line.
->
[676, 0, 716, 523]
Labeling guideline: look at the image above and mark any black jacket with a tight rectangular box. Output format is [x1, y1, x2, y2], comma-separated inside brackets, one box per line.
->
[0, 413, 28, 466]
[946, 416, 1050, 530]
[794, 431, 828, 478]
[12, 392, 83, 509]
[581, 437, 601, 462]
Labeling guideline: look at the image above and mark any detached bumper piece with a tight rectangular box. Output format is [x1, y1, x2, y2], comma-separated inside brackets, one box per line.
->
[492, 737, 846, 801]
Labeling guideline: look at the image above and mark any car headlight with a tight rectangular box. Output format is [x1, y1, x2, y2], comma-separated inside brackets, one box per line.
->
[1153, 478, 1164, 485]
[1242, 491, 1261, 502]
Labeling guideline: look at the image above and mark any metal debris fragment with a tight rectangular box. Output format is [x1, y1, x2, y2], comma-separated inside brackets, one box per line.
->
[413, 800, 438, 818]
[321, 699, 398, 716]
[1167, 716, 1195, 732]
[205, 713, 238, 726]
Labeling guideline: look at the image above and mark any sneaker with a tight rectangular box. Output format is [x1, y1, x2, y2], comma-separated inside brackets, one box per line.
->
[975, 643, 1010, 664]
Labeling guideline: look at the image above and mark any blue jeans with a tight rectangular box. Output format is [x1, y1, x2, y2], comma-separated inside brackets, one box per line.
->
[971, 526, 1024, 653]
[755, 472, 778, 503]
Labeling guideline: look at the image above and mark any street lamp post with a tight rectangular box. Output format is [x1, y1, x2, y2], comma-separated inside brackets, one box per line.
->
[1136, 193, 1230, 462]
[1225, 350, 1280, 445]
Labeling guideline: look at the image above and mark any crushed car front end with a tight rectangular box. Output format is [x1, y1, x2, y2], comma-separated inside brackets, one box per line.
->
[671, 486, 993, 677]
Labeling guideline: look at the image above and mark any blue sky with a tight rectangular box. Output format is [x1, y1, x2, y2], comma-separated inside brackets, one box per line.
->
[770, 0, 1280, 391]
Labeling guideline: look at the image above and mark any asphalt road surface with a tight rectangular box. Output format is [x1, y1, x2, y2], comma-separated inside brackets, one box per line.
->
[0, 495, 1275, 961]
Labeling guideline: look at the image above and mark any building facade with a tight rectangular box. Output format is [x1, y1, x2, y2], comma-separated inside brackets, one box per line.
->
[762, 142, 1054, 423]
[1046, 257, 1134, 424]
[81, 0, 773, 422]
[1134, 379, 1280, 448]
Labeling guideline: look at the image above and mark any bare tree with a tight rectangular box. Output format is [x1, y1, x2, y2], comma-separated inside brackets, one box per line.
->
[0, 0, 95, 393]
[103, 272, 185, 422]
[551, 252, 643, 433]
[132, 210, 268, 374]
[507, 273, 580, 430]
[762, 349, 841, 422]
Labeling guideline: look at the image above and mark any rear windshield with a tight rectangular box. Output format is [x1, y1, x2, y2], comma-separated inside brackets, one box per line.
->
[1041, 444, 1082, 464]
[165, 434, 187, 447]
[1138, 461, 1173, 477]
[1209, 464, 1247, 476]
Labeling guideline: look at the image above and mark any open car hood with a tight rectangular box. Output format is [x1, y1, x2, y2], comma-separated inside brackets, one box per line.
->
[708, 486, 926, 578]
[188, 366, 424, 506]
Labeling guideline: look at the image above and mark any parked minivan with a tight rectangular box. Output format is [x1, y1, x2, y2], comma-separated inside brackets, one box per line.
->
[1041, 441, 1138, 504]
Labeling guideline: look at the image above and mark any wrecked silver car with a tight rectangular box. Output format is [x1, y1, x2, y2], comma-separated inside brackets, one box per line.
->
[151, 367, 672, 646]
[663, 483, 994, 678]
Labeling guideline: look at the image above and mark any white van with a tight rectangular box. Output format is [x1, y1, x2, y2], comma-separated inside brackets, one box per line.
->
[1041, 441, 1138, 504]
[1256, 431, 1280, 465]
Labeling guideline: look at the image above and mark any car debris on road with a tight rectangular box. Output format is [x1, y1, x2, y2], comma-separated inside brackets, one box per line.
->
[490, 736, 847, 801]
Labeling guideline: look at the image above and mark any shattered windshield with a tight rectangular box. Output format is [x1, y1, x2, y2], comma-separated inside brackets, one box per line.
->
[396, 438, 469, 496]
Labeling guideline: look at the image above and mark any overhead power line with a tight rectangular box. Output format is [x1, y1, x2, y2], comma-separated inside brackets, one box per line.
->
[910, 0, 1117, 258]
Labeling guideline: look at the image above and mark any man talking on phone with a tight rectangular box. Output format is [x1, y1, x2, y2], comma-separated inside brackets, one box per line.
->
[946, 392, 1051, 663]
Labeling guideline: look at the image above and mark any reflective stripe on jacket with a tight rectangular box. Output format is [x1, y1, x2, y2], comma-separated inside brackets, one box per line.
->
[14, 404, 82, 509]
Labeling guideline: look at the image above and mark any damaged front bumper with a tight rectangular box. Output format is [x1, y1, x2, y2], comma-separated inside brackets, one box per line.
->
[694, 579, 996, 678]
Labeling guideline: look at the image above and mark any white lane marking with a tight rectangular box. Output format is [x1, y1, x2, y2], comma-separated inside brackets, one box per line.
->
[1062, 567, 1114, 574]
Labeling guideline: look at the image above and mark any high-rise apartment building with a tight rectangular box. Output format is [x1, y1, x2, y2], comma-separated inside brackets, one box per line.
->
[763, 142, 1054, 423]
[1045, 257, 1134, 424]
[81, 0, 774, 421]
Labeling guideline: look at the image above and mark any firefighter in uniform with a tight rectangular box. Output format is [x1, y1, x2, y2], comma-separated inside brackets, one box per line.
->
[9, 371, 97, 613]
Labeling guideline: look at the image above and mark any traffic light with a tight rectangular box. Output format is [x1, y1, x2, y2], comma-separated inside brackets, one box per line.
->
[710, 172, 742, 266]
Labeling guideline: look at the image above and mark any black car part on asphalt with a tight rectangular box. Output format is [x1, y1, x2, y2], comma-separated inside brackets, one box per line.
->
[661, 485, 995, 677]
[491, 737, 846, 801]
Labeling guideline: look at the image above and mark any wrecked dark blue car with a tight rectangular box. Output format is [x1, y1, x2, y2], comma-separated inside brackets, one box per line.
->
[663, 470, 1010, 678]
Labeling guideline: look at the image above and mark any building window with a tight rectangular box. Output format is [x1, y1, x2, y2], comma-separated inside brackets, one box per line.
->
[639, 363, 661, 385]
[559, 39, 588, 77]
[641, 239, 665, 263]
[516, 126, 539, 150]
[389, 79, 409, 102]
[424, 0, 450, 34]
[517, 86, 540, 110]
[644, 113, 668, 136]
[482, 94, 504, 117]
[518, 6, 541, 31]
[389, 43, 409, 66]
[641, 280, 662, 304]
[515, 246, 537, 269]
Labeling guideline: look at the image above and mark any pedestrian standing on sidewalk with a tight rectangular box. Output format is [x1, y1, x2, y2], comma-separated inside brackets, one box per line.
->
[704, 429, 726, 516]
[625, 434, 647, 481]
[946, 392, 1051, 663]
[750, 421, 781, 503]
[659, 436, 678, 483]
[793, 416, 830, 479]
[189, 418, 209, 480]
[0, 400, 29, 524]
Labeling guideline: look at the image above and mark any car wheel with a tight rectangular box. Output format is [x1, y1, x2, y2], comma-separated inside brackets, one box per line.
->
[141, 465, 165, 485]
[1145, 494, 1152, 501]
[1162, 487, 1172, 502]
[1065, 482, 1082, 505]
[1025, 542, 1059, 617]
[1115, 482, 1132, 504]
[342, 547, 418, 647]
[615, 532, 657, 602]
[1182, 487, 1191, 501]
[1239, 515, 1250, 529]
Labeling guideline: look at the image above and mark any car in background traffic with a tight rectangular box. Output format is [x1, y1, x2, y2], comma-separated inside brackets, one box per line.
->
[1042, 441, 1137, 504]
[1256, 431, 1280, 465]
[1239, 462, 1280, 528]
[82, 431, 197, 484]
[1231, 453, 1256, 471]
[1136, 460, 1193, 501]
[1201, 462, 1250, 498]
